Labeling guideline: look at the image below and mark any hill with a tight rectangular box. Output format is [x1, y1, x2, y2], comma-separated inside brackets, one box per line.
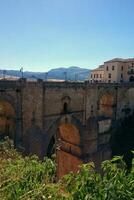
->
[0, 66, 90, 81]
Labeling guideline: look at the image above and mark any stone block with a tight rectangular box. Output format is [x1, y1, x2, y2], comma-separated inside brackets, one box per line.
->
[98, 119, 111, 134]
[98, 134, 111, 145]
[83, 139, 97, 154]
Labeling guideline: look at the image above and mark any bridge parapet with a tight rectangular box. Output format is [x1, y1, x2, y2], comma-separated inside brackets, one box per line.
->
[0, 79, 22, 89]
[43, 81, 85, 89]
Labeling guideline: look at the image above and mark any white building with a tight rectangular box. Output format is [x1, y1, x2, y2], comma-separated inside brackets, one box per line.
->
[90, 65, 104, 83]
[90, 58, 134, 83]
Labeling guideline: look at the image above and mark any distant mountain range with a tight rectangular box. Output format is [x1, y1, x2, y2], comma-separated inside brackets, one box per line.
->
[0, 66, 90, 81]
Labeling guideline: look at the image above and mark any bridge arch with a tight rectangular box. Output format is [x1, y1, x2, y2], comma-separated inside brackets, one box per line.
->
[46, 115, 83, 178]
[57, 123, 82, 178]
[0, 94, 22, 146]
[0, 100, 15, 140]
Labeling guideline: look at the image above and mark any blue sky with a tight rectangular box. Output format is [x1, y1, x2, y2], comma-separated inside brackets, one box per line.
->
[0, 0, 134, 72]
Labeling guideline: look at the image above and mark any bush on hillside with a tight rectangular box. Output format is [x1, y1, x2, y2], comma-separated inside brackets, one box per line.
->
[0, 139, 134, 200]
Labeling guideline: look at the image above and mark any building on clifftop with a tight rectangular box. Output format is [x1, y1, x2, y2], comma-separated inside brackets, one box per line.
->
[90, 58, 134, 83]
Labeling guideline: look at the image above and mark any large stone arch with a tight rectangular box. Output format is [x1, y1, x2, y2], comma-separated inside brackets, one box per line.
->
[0, 94, 22, 146]
[0, 94, 17, 113]
[0, 100, 15, 140]
[45, 114, 84, 178]
[57, 123, 83, 178]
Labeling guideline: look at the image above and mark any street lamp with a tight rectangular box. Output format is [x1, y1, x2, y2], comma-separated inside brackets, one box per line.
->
[75, 73, 78, 82]
[3, 70, 6, 79]
[64, 71, 67, 81]
[45, 72, 48, 82]
[20, 67, 23, 78]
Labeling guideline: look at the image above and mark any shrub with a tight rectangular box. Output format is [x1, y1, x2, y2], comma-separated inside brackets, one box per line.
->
[0, 139, 134, 200]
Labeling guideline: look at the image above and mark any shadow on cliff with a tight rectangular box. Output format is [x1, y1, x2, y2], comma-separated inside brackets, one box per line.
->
[110, 114, 134, 170]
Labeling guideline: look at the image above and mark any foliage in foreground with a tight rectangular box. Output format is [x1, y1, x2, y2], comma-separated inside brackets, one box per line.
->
[0, 139, 134, 200]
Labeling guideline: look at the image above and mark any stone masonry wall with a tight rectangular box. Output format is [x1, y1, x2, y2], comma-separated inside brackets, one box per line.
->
[0, 80, 134, 175]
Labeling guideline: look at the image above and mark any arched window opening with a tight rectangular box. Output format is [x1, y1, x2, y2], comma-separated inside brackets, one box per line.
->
[63, 102, 68, 114]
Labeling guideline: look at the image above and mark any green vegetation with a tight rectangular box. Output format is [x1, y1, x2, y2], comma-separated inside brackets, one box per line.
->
[0, 139, 134, 200]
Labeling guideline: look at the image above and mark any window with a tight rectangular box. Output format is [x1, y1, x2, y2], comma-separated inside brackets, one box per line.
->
[108, 73, 111, 78]
[108, 80, 111, 83]
[121, 66, 123, 71]
[106, 66, 109, 71]
[91, 74, 92, 78]
[94, 74, 95, 78]
[112, 66, 114, 70]
[100, 74, 102, 78]
[121, 73, 123, 78]
[131, 69, 134, 73]
[96, 74, 98, 78]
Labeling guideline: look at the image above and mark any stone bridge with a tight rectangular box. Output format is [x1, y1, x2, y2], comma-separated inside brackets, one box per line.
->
[0, 78, 134, 177]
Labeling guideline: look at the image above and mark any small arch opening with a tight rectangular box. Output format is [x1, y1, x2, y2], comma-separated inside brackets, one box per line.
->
[63, 102, 68, 114]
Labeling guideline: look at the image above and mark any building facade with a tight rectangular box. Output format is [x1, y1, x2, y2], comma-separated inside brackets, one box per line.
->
[90, 65, 104, 83]
[90, 58, 134, 83]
